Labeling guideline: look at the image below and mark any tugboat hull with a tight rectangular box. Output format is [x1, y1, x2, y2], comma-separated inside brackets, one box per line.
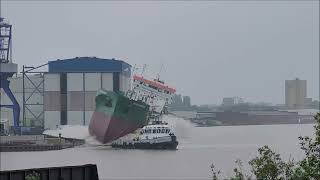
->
[111, 136, 178, 150]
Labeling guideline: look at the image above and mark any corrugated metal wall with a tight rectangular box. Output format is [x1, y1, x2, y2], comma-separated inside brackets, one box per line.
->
[44, 72, 130, 129]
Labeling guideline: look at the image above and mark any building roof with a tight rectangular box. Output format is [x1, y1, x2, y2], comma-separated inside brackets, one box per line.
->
[48, 57, 131, 73]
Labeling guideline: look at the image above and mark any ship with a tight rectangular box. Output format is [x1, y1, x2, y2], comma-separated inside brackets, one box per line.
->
[110, 73, 178, 149]
[88, 89, 150, 144]
[89, 66, 177, 147]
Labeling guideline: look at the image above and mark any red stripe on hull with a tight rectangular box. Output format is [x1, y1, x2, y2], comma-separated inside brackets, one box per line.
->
[89, 111, 144, 144]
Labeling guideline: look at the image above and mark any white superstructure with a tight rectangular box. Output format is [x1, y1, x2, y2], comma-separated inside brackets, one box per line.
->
[130, 75, 176, 113]
[111, 120, 178, 149]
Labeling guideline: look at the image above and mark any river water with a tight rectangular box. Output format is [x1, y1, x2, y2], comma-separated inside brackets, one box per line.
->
[0, 116, 315, 180]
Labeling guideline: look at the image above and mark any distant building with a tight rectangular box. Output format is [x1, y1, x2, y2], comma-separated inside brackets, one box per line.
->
[285, 78, 307, 109]
[222, 97, 235, 106]
[183, 96, 191, 108]
[222, 97, 244, 106]
[304, 98, 313, 108]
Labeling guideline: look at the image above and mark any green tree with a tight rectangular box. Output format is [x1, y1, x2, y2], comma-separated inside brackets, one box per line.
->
[211, 113, 320, 180]
[25, 171, 40, 180]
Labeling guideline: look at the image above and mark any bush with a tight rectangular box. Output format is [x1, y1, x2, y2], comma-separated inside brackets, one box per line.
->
[211, 113, 320, 180]
[25, 171, 40, 180]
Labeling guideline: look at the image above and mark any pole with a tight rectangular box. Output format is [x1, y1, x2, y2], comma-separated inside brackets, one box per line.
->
[0, 0, 2, 18]
[83, 73, 85, 125]
[22, 65, 25, 127]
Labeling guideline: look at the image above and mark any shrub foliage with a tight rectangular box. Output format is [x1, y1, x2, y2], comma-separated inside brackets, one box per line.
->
[211, 113, 320, 180]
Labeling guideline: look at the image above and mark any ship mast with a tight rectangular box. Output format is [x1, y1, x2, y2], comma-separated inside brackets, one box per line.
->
[141, 64, 146, 76]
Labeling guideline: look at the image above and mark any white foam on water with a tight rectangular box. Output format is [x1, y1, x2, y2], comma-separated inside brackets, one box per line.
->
[43, 125, 103, 145]
[42, 115, 194, 145]
[43, 125, 90, 139]
[161, 114, 194, 139]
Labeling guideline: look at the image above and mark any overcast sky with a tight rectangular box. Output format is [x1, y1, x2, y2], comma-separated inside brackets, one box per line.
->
[2, 1, 319, 105]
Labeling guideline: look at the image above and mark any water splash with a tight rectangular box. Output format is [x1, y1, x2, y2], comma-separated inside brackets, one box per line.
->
[42, 114, 194, 145]
[161, 114, 194, 139]
[43, 125, 90, 139]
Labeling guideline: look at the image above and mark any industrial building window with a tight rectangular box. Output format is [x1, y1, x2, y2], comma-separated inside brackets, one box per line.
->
[60, 111, 67, 125]
[113, 72, 120, 92]
[60, 73, 67, 125]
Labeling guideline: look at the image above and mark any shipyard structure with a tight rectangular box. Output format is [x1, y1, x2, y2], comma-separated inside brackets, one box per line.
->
[0, 57, 131, 134]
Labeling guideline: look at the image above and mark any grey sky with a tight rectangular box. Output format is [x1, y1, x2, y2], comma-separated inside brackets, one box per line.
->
[2, 1, 319, 105]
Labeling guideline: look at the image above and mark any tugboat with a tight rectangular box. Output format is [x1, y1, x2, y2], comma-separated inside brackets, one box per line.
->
[111, 112, 178, 150]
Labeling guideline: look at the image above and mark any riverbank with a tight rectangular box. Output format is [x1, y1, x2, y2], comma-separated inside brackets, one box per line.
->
[0, 135, 85, 152]
[172, 110, 317, 127]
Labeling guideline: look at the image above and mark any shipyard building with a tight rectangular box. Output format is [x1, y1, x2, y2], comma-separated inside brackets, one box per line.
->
[0, 57, 131, 133]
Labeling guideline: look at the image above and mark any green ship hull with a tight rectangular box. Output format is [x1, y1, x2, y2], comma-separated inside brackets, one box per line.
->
[89, 89, 149, 144]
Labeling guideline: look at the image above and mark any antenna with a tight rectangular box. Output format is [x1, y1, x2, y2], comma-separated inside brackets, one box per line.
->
[141, 64, 146, 76]
[132, 64, 136, 75]
[156, 64, 164, 81]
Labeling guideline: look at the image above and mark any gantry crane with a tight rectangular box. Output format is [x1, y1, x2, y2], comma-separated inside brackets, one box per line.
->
[0, 17, 20, 134]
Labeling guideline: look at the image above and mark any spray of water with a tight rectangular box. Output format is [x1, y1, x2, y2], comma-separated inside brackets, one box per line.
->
[43, 125, 90, 139]
[42, 114, 194, 145]
[161, 114, 194, 139]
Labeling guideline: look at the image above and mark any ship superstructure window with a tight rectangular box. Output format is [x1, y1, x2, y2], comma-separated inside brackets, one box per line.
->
[149, 84, 158, 90]
[161, 129, 165, 133]
[153, 129, 157, 133]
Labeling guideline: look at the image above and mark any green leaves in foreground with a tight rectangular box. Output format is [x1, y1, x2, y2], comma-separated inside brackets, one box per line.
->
[211, 113, 320, 180]
[25, 171, 40, 180]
